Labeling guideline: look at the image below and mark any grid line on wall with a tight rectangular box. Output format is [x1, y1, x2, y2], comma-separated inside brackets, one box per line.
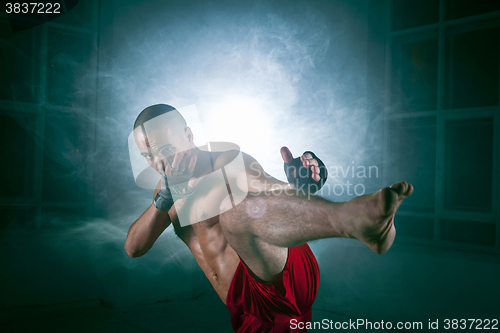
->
[0, 1, 99, 230]
[384, 0, 500, 253]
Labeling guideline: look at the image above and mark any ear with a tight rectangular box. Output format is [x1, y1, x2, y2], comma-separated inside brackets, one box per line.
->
[185, 127, 194, 143]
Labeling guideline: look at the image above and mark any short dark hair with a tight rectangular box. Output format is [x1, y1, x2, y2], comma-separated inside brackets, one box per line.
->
[133, 104, 178, 130]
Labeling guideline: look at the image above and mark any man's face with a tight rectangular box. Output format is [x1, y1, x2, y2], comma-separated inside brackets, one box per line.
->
[134, 121, 193, 174]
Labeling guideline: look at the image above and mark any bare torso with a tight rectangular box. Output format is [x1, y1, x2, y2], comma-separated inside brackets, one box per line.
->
[167, 150, 242, 304]
[174, 216, 240, 304]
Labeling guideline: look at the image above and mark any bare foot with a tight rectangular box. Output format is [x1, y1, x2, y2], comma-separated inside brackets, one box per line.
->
[342, 181, 414, 254]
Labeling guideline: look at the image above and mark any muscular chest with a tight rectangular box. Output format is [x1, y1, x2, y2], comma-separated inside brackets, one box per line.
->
[176, 215, 227, 258]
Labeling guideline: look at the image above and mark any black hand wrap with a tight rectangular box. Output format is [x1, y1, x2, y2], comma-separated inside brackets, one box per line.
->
[153, 173, 195, 212]
[284, 151, 328, 195]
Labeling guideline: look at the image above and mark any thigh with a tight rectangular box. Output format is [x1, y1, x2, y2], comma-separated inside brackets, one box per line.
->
[219, 195, 288, 283]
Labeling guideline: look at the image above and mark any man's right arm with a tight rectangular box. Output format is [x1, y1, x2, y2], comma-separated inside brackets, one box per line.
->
[124, 181, 172, 258]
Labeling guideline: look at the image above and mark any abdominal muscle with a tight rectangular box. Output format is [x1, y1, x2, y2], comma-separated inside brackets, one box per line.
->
[176, 217, 241, 304]
[167, 150, 244, 304]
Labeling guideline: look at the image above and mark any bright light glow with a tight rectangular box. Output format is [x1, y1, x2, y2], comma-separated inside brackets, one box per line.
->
[203, 95, 275, 158]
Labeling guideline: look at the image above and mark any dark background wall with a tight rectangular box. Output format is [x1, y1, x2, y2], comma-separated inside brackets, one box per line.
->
[1, 0, 499, 330]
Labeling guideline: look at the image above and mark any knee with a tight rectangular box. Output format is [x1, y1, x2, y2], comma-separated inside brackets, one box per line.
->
[219, 194, 267, 235]
[219, 195, 249, 235]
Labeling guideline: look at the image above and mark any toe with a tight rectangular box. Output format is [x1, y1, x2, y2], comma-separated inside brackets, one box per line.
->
[390, 181, 408, 196]
[380, 187, 398, 216]
[387, 181, 414, 205]
[404, 183, 414, 198]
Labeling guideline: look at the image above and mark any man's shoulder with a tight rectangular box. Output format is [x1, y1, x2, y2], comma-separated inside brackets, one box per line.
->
[213, 149, 249, 169]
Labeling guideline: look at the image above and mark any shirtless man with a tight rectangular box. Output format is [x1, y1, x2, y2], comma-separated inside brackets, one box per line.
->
[125, 104, 413, 332]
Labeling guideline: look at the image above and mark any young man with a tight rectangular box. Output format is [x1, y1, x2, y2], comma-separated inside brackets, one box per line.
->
[125, 104, 413, 332]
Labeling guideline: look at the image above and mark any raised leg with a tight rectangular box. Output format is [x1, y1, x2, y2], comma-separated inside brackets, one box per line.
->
[218, 181, 413, 282]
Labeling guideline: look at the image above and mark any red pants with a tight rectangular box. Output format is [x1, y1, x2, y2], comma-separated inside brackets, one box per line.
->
[226, 243, 320, 333]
